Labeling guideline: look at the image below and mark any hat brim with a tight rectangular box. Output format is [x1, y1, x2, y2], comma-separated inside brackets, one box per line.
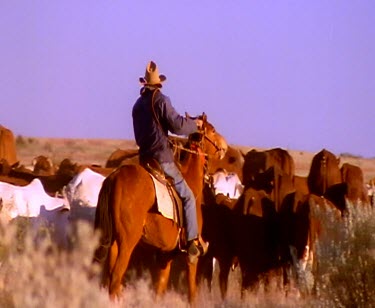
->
[139, 74, 167, 85]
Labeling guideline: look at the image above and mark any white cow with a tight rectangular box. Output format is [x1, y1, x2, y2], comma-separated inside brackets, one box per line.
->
[65, 168, 105, 223]
[65, 167, 105, 208]
[0, 179, 70, 248]
[211, 169, 244, 199]
[0, 178, 69, 221]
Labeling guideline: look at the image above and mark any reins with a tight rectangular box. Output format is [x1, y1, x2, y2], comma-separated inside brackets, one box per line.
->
[170, 141, 208, 157]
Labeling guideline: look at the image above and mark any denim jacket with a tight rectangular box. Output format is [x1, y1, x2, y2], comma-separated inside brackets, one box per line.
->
[132, 87, 198, 163]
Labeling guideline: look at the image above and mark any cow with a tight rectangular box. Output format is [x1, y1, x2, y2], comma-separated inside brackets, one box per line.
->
[57, 158, 80, 177]
[244, 166, 296, 212]
[58, 158, 114, 178]
[198, 169, 244, 299]
[0, 178, 71, 248]
[0, 125, 17, 165]
[66, 167, 105, 208]
[232, 187, 279, 296]
[5, 163, 73, 197]
[32, 155, 56, 176]
[307, 149, 341, 197]
[0, 178, 69, 221]
[207, 146, 245, 182]
[199, 187, 237, 299]
[307, 149, 347, 214]
[242, 148, 295, 188]
[279, 192, 342, 295]
[105, 148, 139, 168]
[340, 163, 369, 206]
[0, 158, 13, 176]
[65, 168, 106, 224]
[210, 168, 244, 200]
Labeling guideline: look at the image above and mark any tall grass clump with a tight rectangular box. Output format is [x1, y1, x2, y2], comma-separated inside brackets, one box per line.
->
[312, 206, 375, 308]
[0, 219, 112, 308]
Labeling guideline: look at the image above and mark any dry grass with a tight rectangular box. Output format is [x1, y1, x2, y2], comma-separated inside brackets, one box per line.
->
[0, 207, 373, 307]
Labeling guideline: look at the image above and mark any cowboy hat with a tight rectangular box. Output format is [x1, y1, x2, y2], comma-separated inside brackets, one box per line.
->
[139, 61, 166, 86]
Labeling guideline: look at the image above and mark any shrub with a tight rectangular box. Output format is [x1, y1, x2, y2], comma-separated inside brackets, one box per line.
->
[0, 204, 373, 307]
[0, 220, 111, 308]
[313, 206, 375, 308]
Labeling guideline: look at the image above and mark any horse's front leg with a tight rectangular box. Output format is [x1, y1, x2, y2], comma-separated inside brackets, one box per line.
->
[186, 259, 198, 303]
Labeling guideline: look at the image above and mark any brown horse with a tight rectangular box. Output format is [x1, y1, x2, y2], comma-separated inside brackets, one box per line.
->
[94, 114, 228, 302]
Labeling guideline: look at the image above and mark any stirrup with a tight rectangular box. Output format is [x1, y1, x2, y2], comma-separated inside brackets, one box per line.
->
[197, 235, 209, 256]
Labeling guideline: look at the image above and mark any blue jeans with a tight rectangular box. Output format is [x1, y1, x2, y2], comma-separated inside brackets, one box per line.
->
[160, 162, 198, 241]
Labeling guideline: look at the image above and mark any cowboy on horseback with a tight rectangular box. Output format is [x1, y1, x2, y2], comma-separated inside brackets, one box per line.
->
[132, 60, 207, 261]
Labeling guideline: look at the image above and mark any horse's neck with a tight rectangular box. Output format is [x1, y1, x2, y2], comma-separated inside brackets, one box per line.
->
[180, 150, 205, 195]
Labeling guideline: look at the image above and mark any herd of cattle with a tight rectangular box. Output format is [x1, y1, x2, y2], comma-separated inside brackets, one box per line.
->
[0, 125, 374, 298]
[200, 146, 374, 298]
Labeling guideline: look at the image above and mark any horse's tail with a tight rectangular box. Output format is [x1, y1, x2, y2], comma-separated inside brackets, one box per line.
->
[93, 175, 113, 264]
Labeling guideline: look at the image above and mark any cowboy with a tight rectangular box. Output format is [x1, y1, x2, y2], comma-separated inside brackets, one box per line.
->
[132, 60, 206, 261]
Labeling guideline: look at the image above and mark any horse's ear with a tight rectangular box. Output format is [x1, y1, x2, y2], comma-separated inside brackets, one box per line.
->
[202, 112, 207, 123]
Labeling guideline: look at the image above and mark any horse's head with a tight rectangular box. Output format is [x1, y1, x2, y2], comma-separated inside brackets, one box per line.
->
[188, 113, 228, 160]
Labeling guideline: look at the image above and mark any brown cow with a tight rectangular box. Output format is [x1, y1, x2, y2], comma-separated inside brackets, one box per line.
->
[105, 148, 139, 168]
[307, 149, 347, 214]
[57, 158, 80, 177]
[3, 163, 73, 196]
[244, 166, 296, 212]
[307, 149, 341, 196]
[32, 155, 56, 176]
[279, 192, 342, 294]
[0, 125, 17, 165]
[340, 163, 369, 206]
[198, 183, 237, 299]
[207, 146, 245, 181]
[0, 158, 13, 176]
[57, 158, 114, 178]
[232, 187, 279, 295]
[242, 148, 295, 188]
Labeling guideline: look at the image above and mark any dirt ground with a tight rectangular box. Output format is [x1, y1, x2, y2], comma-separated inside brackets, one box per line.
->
[15, 137, 375, 183]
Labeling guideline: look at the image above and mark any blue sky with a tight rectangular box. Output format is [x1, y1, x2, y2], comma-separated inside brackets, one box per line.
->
[1, 1, 374, 157]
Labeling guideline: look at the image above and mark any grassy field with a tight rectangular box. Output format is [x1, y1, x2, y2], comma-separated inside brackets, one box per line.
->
[0, 136, 373, 307]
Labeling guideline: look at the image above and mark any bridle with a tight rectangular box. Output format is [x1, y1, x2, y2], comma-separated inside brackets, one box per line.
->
[171, 124, 224, 160]
[203, 133, 225, 157]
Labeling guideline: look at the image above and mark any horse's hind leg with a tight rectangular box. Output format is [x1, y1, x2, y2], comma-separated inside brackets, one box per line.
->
[99, 240, 118, 289]
[155, 255, 173, 296]
[109, 240, 137, 299]
[104, 240, 118, 288]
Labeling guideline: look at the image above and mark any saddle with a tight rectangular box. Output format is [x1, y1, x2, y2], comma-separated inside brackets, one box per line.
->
[140, 157, 185, 240]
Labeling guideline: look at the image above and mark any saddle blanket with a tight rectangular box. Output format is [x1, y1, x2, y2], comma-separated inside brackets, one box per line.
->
[149, 174, 176, 221]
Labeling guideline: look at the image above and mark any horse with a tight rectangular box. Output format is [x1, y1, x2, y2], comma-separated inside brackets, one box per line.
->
[94, 114, 228, 302]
